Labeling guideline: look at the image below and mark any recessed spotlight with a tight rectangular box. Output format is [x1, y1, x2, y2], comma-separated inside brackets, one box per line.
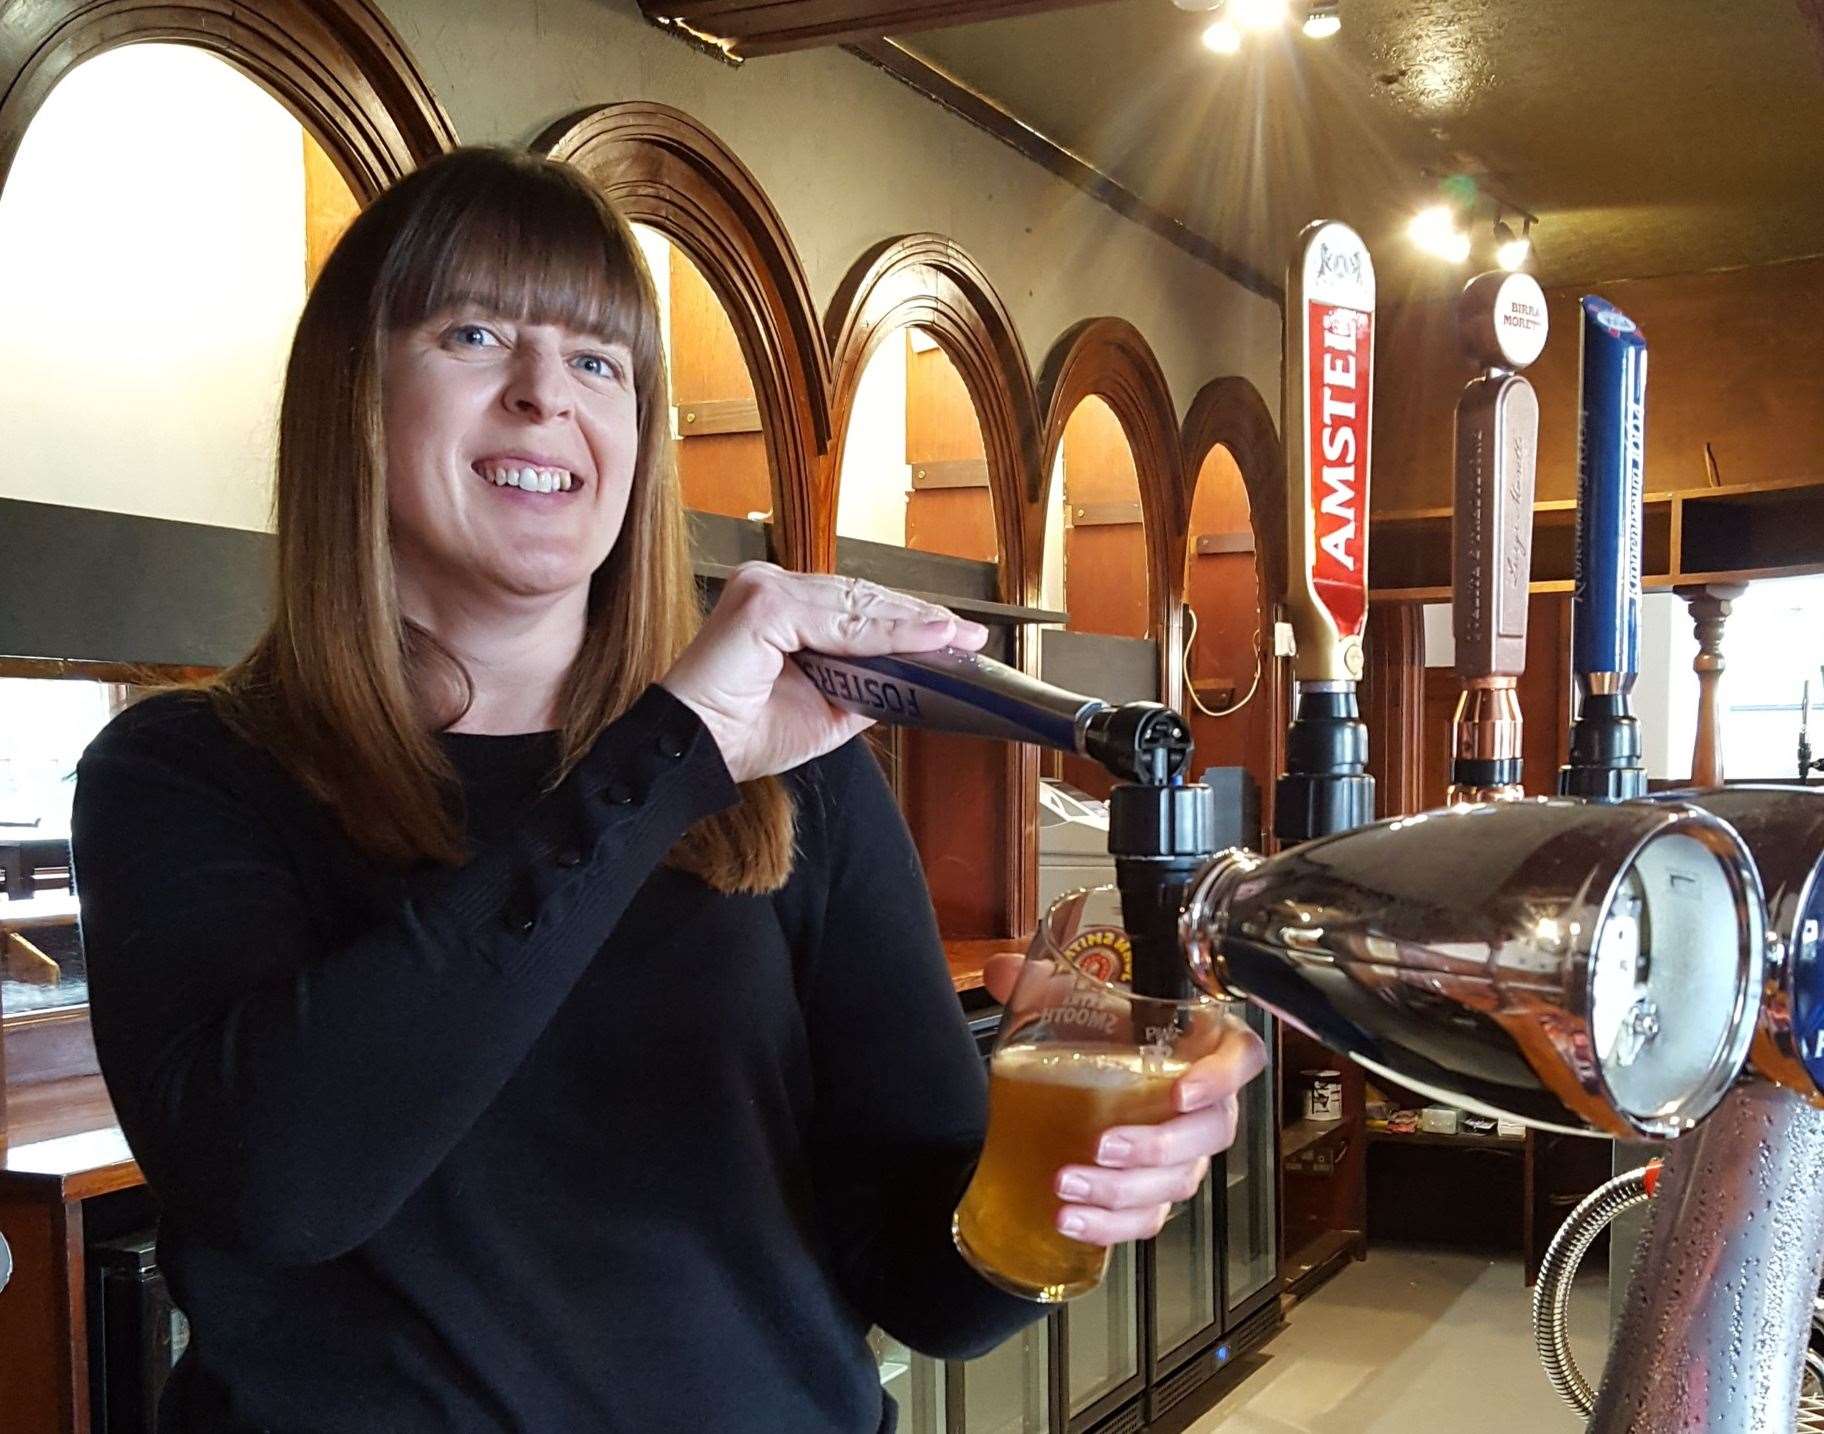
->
[1303, 3, 1341, 37]
[1202, 17, 1244, 52]
[1229, 0, 1288, 31]
[1494, 217, 1534, 271]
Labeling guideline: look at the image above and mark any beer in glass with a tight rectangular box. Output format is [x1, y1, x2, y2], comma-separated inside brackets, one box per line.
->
[953, 886, 1222, 1301]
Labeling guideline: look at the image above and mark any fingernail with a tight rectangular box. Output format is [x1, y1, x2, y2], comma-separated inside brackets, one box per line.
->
[960, 620, 989, 642]
[1177, 1081, 1214, 1112]
[1058, 1212, 1087, 1237]
[1057, 1173, 1091, 1199]
[1097, 1136, 1131, 1165]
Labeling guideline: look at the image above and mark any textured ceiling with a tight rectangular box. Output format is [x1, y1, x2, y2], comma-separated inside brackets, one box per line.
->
[900, 0, 1824, 300]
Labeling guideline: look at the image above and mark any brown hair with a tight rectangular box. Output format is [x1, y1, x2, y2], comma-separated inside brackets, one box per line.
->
[202, 146, 796, 893]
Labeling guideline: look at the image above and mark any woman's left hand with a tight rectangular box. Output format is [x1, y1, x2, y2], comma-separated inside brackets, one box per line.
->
[981, 953, 1269, 1247]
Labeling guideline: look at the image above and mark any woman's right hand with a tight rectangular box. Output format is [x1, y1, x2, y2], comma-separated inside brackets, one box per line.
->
[659, 563, 988, 784]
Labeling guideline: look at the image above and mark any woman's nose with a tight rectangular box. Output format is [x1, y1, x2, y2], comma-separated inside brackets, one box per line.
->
[501, 346, 573, 421]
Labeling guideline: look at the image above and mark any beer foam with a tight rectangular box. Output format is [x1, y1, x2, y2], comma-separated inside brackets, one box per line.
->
[992, 1044, 1189, 1088]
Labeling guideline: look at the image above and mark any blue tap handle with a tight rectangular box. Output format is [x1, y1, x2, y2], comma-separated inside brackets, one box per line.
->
[1571, 296, 1648, 695]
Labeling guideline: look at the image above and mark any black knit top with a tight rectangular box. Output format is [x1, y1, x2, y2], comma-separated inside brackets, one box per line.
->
[71, 684, 1037, 1432]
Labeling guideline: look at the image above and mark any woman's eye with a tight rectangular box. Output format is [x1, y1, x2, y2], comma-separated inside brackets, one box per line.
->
[573, 352, 625, 381]
[448, 323, 501, 349]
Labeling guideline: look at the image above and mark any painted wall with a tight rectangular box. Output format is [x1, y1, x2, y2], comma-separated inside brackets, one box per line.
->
[0, 45, 308, 532]
[372, 0, 1282, 422]
[1375, 256, 1824, 512]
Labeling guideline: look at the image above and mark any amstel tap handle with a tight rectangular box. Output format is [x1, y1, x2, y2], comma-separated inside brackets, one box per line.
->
[1560, 297, 1649, 801]
[1277, 221, 1376, 843]
[1448, 271, 1547, 804]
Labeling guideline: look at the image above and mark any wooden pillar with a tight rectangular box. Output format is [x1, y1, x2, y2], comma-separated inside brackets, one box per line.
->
[1363, 603, 1427, 818]
[1677, 582, 1748, 786]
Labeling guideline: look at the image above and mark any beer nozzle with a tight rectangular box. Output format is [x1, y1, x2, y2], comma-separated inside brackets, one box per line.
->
[791, 645, 1219, 999]
[1278, 220, 1377, 844]
[1448, 272, 1546, 805]
[1559, 296, 1649, 802]
[1179, 797, 1766, 1137]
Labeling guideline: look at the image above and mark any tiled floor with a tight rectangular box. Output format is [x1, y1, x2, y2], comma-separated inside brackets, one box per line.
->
[1185, 1246, 1609, 1433]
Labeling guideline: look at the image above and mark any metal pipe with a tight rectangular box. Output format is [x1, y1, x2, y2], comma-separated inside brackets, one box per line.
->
[1591, 1079, 1824, 1434]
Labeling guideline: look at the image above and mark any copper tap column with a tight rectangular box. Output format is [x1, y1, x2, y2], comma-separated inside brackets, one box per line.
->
[1277, 221, 1376, 844]
[1447, 272, 1547, 805]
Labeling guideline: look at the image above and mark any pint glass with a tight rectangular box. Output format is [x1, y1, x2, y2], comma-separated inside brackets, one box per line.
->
[953, 886, 1223, 1302]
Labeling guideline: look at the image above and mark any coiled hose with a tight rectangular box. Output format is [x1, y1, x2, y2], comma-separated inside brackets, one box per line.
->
[1532, 1166, 1655, 1417]
[1533, 1164, 1824, 1429]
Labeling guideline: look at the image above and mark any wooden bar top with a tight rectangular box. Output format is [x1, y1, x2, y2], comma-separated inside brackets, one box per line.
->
[0, 893, 81, 932]
[944, 937, 1027, 994]
[0, 1074, 139, 1202]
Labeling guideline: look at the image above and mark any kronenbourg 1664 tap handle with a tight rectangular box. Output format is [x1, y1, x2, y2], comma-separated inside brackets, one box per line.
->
[1277, 220, 1376, 843]
[1560, 295, 1649, 800]
[1448, 271, 1547, 804]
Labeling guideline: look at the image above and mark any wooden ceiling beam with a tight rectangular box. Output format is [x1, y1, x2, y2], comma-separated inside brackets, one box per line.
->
[636, 0, 1113, 59]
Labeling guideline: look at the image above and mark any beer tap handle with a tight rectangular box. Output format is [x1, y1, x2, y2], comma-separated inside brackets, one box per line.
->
[1448, 272, 1547, 804]
[1559, 297, 1649, 801]
[1276, 220, 1377, 843]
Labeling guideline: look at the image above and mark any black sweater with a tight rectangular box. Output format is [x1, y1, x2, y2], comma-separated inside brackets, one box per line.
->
[70, 684, 1038, 1433]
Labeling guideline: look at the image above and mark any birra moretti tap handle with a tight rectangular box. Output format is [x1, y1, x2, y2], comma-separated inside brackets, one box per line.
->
[1448, 271, 1546, 802]
[1560, 296, 1648, 800]
[1276, 220, 1376, 842]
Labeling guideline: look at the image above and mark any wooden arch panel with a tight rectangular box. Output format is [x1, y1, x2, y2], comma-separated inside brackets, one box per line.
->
[824, 233, 1041, 586]
[1181, 373, 1287, 836]
[0, 0, 457, 203]
[539, 102, 830, 573]
[1039, 318, 1186, 682]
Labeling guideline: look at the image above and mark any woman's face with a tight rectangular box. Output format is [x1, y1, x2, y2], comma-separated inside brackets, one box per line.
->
[382, 305, 639, 611]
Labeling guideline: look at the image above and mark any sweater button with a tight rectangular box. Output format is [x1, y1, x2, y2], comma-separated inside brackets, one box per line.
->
[554, 847, 584, 869]
[656, 727, 689, 759]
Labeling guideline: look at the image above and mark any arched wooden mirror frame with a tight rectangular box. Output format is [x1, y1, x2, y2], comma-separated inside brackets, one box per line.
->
[1038, 318, 1187, 700]
[1180, 374, 1289, 830]
[538, 102, 831, 573]
[824, 233, 1043, 938]
[823, 233, 1041, 584]
[0, 0, 457, 202]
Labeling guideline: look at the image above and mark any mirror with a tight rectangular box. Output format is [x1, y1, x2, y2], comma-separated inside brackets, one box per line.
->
[833, 325, 1007, 948]
[1183, 442, 1266, 795]
[1039, 395, 1150, 806]
[630, 224, 772, 524]
[836, 326, 997, 561]
[0, 43, 356, 535]
[0, 43, 358, 1022]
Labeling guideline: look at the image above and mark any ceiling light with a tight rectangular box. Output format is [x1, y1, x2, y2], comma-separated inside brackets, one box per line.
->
[1202, 17, 1244, 52]
[1409, 204, 1471, 263]
[1302, 3, 1341, 37]
[1229, 0, 1288, 31]
[1494, 216, 1534, 271]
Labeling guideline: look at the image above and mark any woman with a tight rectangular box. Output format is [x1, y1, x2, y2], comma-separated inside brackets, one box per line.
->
[71, 147, 1264, 1433]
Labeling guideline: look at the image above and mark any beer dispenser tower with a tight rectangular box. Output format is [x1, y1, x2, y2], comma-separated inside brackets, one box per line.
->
[1276, 220, 1377, 845]
[1447, 272, 1546, 804]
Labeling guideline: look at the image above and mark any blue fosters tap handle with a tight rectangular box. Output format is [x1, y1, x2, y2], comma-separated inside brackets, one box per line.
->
[1571, 296, 1648, 695]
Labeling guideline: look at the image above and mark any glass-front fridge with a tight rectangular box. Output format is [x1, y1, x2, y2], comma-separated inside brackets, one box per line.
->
[957, 1315, 1056, 1434]
[872, 1330, 948, 1434]
[1224, 1003, 1280, 1323]
[1060, 1240, 1141, 1431]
